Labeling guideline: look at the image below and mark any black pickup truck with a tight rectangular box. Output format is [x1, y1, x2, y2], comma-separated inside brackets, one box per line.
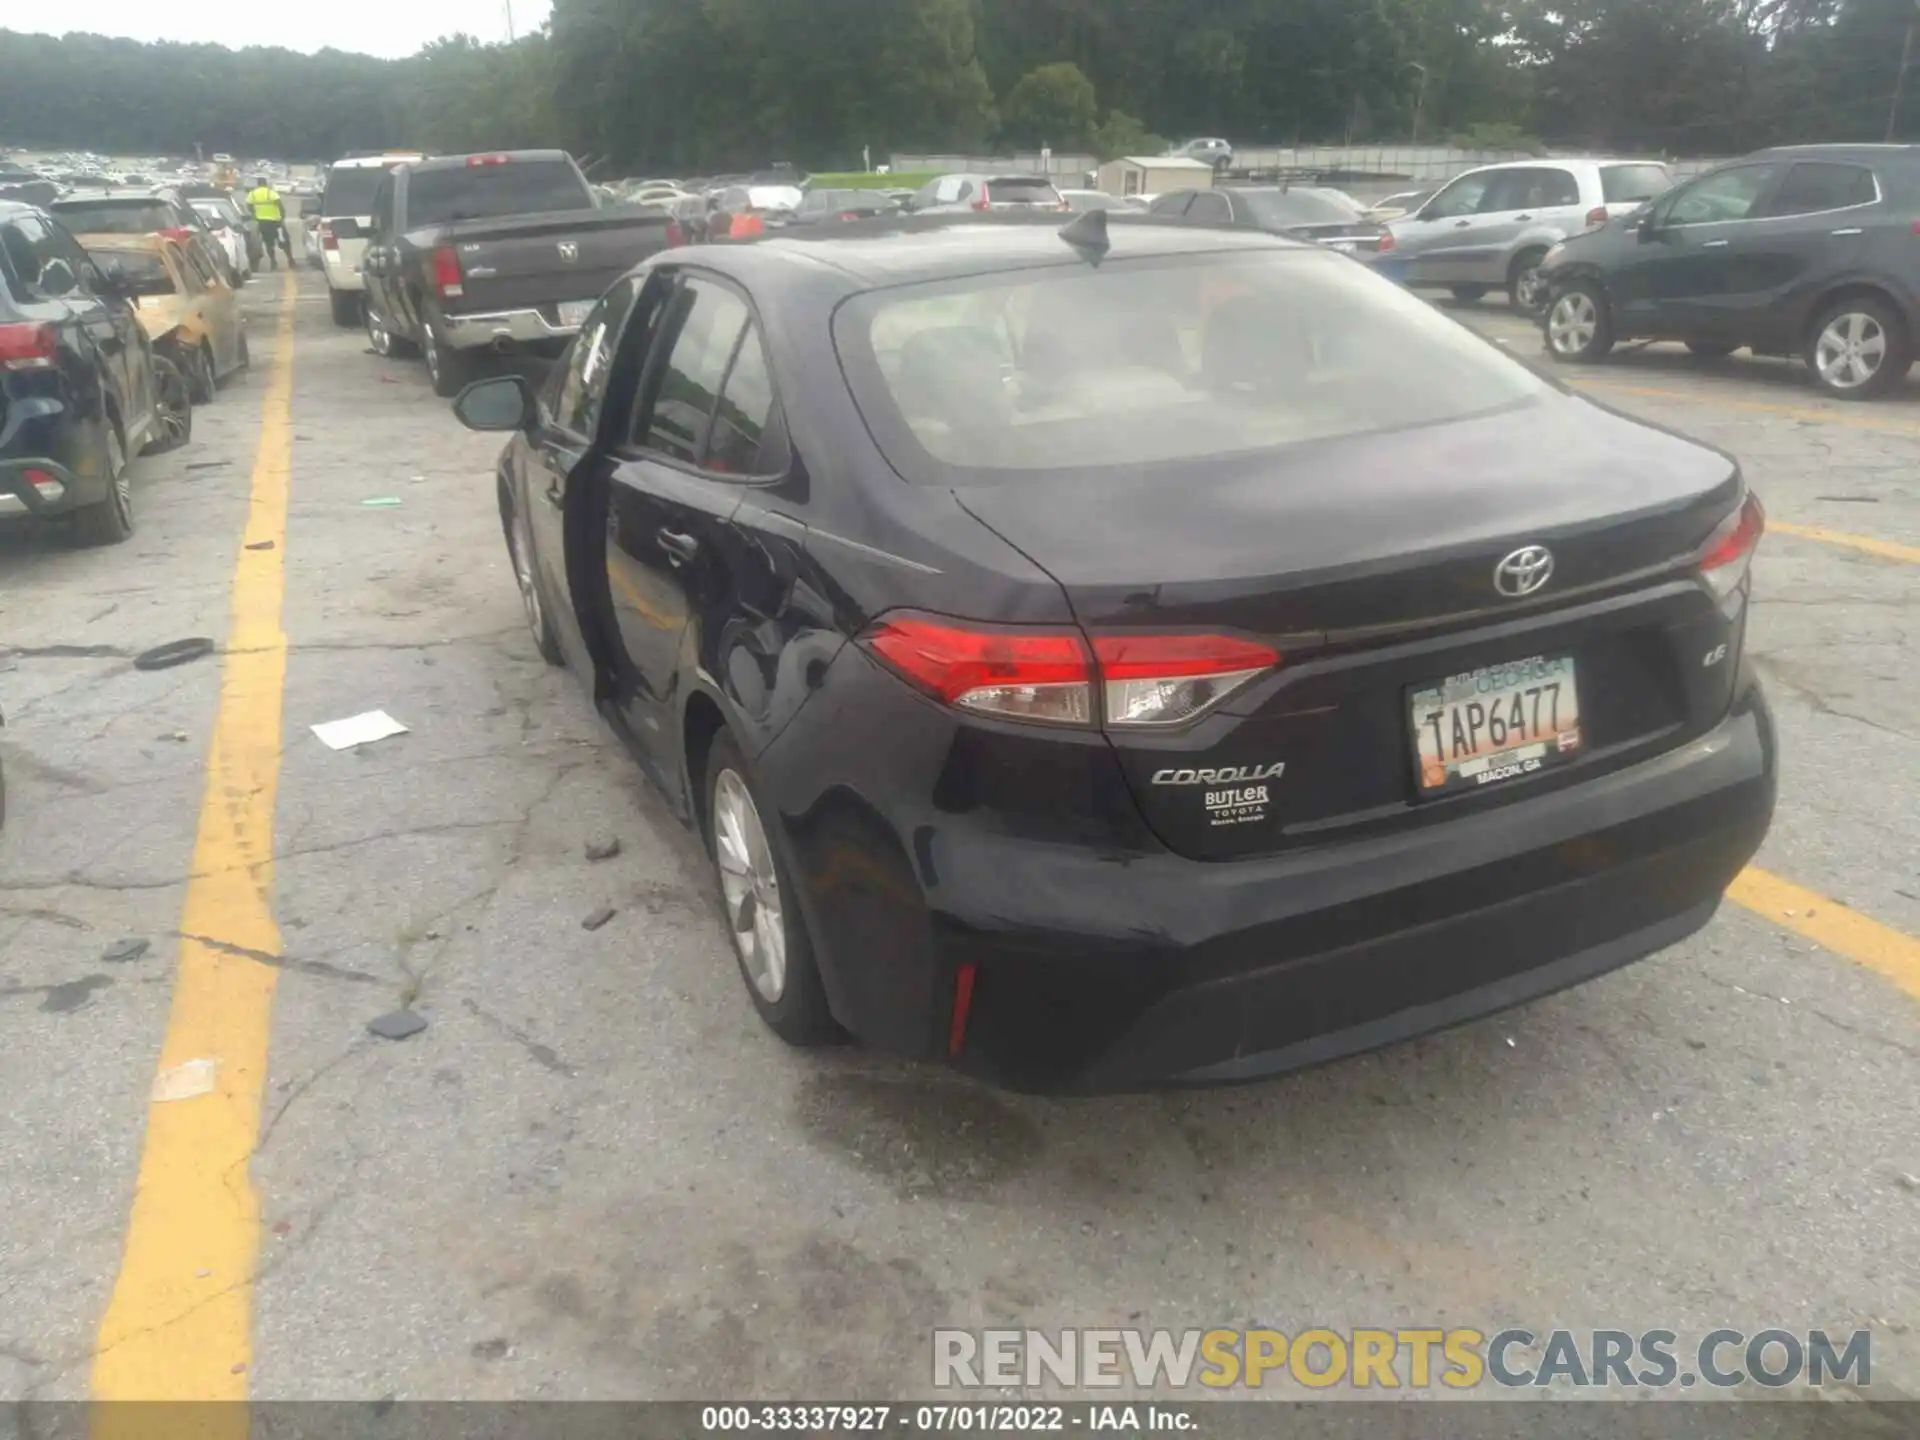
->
[360, 151, 680, 396]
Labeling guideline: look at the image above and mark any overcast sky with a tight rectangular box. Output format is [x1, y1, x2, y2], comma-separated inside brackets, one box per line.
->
[6, 1, 554, 58]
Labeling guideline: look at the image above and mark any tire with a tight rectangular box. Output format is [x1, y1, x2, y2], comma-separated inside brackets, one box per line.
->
[143, 355, 193, 455]
[238, 329, 251, 371]
[328, 287, 361, 328]
[500, 479, 564, 666]
[1686, 340, 1737, 359]
[186, 344, 216, 405]
[1543, 282, 1615, 364]
[1806, 294, 1910, 401]
[1449, 284, 1488, 304]
[422, 322, 475, 399]
[71, 420, 133, 546]
[364, 297, 416, 358]
[704, 731, 840, 1047]
[1508, 248, 1550, 315]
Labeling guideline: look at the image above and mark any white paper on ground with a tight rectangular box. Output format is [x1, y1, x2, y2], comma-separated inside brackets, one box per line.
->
[311, 710, 409, 750]
[152, 1058, 218, 1103]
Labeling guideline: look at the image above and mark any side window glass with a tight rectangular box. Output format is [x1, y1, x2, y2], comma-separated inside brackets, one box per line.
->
[1187, 193, 1231, 223]
[1425, 174, 1490, 220]
[180, 246, 213, 291]
[556, 277, 640, 436]
[1149, 192, 1193, 217]
[1535, 169, 1581, 208]
[1765, 163, 1877, 217]
[641, 277, 749, 464]
[705, 322, 780, 476]
[0, 222, 43, 295]
[936, 177, 964, 203]
[371, 177, 393, 233]
[1666, 165, 1780, 225]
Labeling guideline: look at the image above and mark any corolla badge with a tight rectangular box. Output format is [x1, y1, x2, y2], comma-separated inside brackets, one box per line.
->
[1152, 763, 1286, 786]
[1493, 545, 1555, 599]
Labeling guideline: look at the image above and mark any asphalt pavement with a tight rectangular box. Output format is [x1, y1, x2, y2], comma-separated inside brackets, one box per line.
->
[0, 273, 1915, 1407]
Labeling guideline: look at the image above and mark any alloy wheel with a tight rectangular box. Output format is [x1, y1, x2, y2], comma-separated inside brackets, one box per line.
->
[153, 363, 191, 449]
[1814, 312, 1886, 391]
[366, 303, 391, 358]
[107, 426, 130, 524]
[1514, 266, 1547, 313]
[423, 326, 441, 387]
[1548, 293, 1598, 355]
[713, 770, 787, 1004]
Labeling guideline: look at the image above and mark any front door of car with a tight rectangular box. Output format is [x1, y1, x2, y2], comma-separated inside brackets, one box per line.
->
[599, 273, 759, 763]
[523, 273, 654, 679]
[1395, 170, 1494, 282]
[1610, 162, 1785, 338]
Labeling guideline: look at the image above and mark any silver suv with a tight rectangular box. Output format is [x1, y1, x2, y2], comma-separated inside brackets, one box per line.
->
[1379, 158, 1671, 311]
[910, 173, 1066, 215]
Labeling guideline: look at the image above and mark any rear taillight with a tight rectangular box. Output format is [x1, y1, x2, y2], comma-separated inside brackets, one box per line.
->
[862, 614, 1093, 726]
[1585, 206, 1609, 228]
[1377, 228, 1395, 254]
[159, 226, 194, 242]
[1093, 634, 1282, 728]
[432, 244, 464, 298]
[859, 612, 1281, 729]
[320, 220, 338, 251]
[837, 210, 861, 222]
[1698, 493, 1766, 601]
[665, 219, 686, 247]
[466, 154, 510, 167]
[0, 321, 57, 369]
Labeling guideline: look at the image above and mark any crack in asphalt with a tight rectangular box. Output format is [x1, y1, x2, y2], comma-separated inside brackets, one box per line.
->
[461, 997, 576, 1077]
[175, 933, 386, 987]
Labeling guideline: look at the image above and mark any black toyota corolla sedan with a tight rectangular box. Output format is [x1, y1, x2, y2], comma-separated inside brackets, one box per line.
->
[454, 213, 1777, 1093]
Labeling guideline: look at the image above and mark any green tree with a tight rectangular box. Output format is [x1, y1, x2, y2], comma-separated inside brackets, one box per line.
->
[1089, 110, 1168, 161]
[999, 61, 1100, 149]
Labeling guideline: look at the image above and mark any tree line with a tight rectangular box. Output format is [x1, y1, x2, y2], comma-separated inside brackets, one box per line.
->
[2, 0, 1918, 172]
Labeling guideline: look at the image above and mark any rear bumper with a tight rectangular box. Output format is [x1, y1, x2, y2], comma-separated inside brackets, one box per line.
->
[440, 307, 583, 351]
[0, 456, 99, 519]
[772, 667, 1776, 1093]
[322, 252, 366, 291]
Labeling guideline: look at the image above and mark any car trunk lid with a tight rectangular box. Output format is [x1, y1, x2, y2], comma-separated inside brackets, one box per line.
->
[955, 397, 1748, 859]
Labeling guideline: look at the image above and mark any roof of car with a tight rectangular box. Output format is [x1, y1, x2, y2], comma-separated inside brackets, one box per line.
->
[406, 150, 570, 173]
[688, 213, 1303, 289]
[1747, 143, 1920, 163]
[330, 153, 427, 169]
[52, 189, 174, 204]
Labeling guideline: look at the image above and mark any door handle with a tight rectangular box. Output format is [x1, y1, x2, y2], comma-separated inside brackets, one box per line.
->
[1830, 227, 1864, 237]
[1514, 214, 1533, 222]
[1701, 239, 1729, 249]
[1453, 219, 1471, 228]
[658, 528, 701, 564]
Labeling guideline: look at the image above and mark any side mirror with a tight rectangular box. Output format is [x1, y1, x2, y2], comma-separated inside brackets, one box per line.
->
[1636, 210, 1660, 241]
[453, 374, 535, 431]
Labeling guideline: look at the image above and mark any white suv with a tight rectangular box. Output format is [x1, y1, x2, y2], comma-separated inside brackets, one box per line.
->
[1378, 158, 1672, 312]
[318, 153, 425, 326]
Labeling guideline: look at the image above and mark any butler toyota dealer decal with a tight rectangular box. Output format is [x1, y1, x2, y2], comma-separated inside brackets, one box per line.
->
[1153, 763, 1285, 827]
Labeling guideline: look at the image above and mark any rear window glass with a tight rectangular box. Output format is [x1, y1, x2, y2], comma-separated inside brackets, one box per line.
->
[1600, 164, 1672, 203]
[406, 161, 589, 226]
[106, 250, 175, 291]
[835, 251, 1543, 483]
[1768, 162, 1877, 215]
[50, 200, 172, 234]
[984, 178, 1060, 204]
[322, 164, 397, 215]
[1236, 189, 1364, 226]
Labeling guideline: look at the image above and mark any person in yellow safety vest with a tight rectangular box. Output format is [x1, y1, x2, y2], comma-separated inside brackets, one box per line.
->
[245, 177, 293, 270]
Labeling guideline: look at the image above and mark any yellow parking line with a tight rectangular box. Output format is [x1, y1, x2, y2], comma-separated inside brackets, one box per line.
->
[1729, 868, 1920, 1003]
[1766, 521, 1920, 566]
[1571, 377, 1920, 438]
[91, 273, 297, 1416]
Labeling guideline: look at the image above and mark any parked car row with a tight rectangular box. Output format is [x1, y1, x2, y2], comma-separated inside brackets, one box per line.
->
[1, 198, 240, 545]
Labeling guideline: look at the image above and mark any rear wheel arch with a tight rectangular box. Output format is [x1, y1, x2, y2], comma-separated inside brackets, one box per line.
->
[1805, 280, 1907, 347]
[683, 690, 729, 842]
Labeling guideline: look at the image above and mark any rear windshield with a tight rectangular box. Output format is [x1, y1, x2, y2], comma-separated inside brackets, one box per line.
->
[1600, 164, 1672, 203]
[321, 164, 397, 215]
[834, 250, 1544, 483]
[51, 200, 172, 234]
[1236, 189, 1364, 226]
[106, 250, 175, 292]
[984, 178, 1060, 204]
[406, 160, 590, 226]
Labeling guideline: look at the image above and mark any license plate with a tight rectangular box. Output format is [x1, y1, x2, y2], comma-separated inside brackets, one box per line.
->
[558, 299, 595, 327]
[1410, 655, 1582, 794]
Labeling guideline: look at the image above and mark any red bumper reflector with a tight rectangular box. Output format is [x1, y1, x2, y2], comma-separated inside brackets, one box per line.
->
[948, 963, 978, 1059]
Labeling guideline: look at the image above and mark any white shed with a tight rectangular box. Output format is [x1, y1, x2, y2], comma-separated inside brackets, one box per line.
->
[1095, 155, 1216, 198]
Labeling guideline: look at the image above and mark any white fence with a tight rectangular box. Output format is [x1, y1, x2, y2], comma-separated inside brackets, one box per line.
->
[891, 145, 1737, 199]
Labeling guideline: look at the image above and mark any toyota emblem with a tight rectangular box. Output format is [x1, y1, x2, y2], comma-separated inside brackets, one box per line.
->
[558, 241, 579, 263]
[1493, 545, 1555, 598]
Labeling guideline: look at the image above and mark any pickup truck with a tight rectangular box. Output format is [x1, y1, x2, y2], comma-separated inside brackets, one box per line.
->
[360, 150, 680, 396]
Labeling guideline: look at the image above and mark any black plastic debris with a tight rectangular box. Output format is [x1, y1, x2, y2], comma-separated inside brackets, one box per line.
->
[134, 638, 216, 672]
[581, 906, 617, 932]
[367, 1009, 429, 1041]
[101, 937, 151, 964]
